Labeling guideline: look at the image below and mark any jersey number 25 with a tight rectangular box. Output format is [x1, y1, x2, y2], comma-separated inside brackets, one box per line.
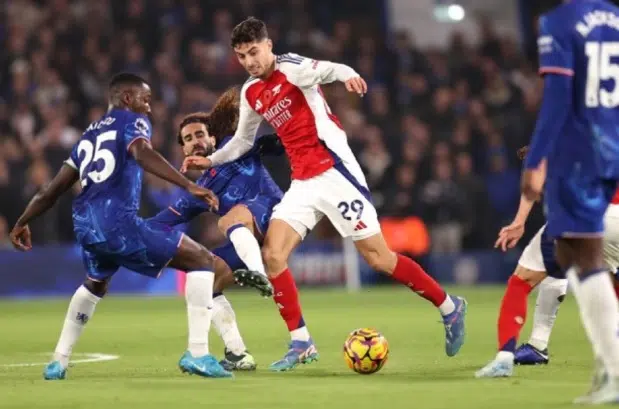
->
[77, 130, 117, 187]
[585, 41, 619, 108]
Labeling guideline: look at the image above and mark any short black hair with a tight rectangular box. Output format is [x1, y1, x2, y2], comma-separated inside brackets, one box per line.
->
[231, 17, 268, 48]
[109, 72, 148, 91]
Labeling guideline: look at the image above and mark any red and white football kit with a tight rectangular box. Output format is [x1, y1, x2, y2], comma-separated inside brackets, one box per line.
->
[209, 53, 380, 241]
[519, 187, 619, 274]
[604, 188, 619, 271]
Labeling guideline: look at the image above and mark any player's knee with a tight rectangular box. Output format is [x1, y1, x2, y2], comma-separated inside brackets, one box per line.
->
[218, 208, 253, 236]
[83, 278, 108, 298]
[360, 247, 395, 274]
[187, 245, 215, 271]
[514, 268, 545, 287]
[262, 245, 286, 275]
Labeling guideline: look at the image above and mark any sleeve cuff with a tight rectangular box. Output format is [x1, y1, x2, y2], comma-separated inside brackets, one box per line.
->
[64, 158, 77, 169]
[539, 66, 574, 76]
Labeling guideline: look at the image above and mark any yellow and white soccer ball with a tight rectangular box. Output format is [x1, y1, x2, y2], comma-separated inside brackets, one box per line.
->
[343, 328, 389, 374]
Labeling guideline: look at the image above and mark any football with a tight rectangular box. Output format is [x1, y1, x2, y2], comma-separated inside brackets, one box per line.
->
[343, 328, 389, 374]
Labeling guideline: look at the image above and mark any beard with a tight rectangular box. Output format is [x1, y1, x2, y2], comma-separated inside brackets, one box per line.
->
[192, 144, 214, 157]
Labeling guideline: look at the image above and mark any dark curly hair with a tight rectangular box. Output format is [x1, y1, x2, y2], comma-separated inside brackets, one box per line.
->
[517, 146, 529, 161]
[177, 87, 240, 146]
[230, 16, 268, 48]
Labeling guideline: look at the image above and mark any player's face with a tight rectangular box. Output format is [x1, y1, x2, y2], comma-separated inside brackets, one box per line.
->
[234, 39, 274, 78]
[180, 123, 216, 157]
[128, 83, 152, 116]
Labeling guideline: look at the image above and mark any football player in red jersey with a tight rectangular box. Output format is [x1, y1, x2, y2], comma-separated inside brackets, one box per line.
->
[182, 17, 467, 372]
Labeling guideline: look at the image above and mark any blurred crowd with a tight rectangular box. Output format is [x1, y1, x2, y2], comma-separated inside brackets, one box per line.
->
[0, 0, 546, 253]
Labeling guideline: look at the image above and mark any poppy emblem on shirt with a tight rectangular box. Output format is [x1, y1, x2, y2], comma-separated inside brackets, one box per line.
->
[210, 169, 217, 177]
[263, 89, 273, 104]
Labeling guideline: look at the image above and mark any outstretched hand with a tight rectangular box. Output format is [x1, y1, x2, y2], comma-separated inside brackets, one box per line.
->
[188, 184, 219, 211]
[181, 156, 212, 173]
[494, 222, 525, 252]
[345, 77, 368, 97]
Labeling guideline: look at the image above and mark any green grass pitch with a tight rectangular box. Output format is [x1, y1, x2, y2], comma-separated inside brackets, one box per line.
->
[0, 286, 595, 409]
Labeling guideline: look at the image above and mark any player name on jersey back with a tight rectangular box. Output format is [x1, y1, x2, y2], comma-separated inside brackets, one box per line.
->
[576, 10, 619, 37]
[538, 0, 619, 178]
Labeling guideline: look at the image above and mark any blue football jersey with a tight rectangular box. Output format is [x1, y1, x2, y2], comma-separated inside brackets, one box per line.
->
[167, 135, 283, 220]
[538, 0, 619, 178]
[66, 109, 152, 244]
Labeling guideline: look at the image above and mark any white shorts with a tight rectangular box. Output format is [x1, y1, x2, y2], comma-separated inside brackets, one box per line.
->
[271, 167, 381, 241]
[518, 225, 547, 272]
[517, 204, 619, 274]
[604, 204, 619, 272]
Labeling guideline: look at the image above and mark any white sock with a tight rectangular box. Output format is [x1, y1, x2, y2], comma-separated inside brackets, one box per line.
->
[495, 350, 515, 363]
[528, 277, 568, 351]
[212, 294, 247, 355]
[570, 268, 619, 376]
[186, 271, 215, 357]
[290, 327, 311, 342]
[228, 226, 266, 277]
[53, 285, 101, 367]
[439, 295, 456, 316]
[566, 268, 601, 357]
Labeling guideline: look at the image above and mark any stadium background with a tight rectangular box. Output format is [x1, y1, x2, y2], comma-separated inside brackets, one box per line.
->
[0, 0, 606, 296]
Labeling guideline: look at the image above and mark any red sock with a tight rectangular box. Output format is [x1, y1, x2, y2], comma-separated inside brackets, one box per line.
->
[269, 268, 305, 331]
[391, 254, 447, 307]
[497, 275, 533, 352]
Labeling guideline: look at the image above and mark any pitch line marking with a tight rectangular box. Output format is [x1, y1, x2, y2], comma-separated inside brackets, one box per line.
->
[0, 353, 120, 368]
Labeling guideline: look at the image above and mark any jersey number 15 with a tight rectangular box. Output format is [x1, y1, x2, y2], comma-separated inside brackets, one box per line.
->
[585, 41, 619, 108]
[77, 130, 117, 187]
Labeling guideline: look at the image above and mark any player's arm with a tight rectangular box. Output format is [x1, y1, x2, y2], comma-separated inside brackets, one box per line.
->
[10, 163, 79, 251]
[496, 147, 538, 250]
[207, 84, 261, 166]
[514, 146, 536, 225]
[149, 194, 210, 227]
[183, 84, 262, 171]
[495, 194, 535, 251]
[522, 16, 573, 201]
[513, 194, 535, 226]
[126, 118, 218, 209]
[281, 53, 367, 95]
[524, 17, 574, 170]
[129, 139, 193, 189]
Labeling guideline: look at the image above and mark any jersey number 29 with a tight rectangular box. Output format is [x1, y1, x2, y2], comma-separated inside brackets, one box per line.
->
[77, 130, 117, 187]
[585, 41, 619, 108]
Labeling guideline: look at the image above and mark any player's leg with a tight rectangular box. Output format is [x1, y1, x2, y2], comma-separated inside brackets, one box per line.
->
[504, 225, 568, 365]
[167, 234, 232, 378]
[353, 233, 467, 357]
[315, 168, 467, 356]
[521, 276, 567, 362]
[475, 265, 547, 378]
[211, 244, 256, 370]
[602, 204, 619, 297]
[548, 177, 619, 403]
[558, 237, 619, 397]
[45, 248, 115, 380]
[262, 218, 320, 371]
[260, 182, 322, 371]
[218, 204, 272, 296]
